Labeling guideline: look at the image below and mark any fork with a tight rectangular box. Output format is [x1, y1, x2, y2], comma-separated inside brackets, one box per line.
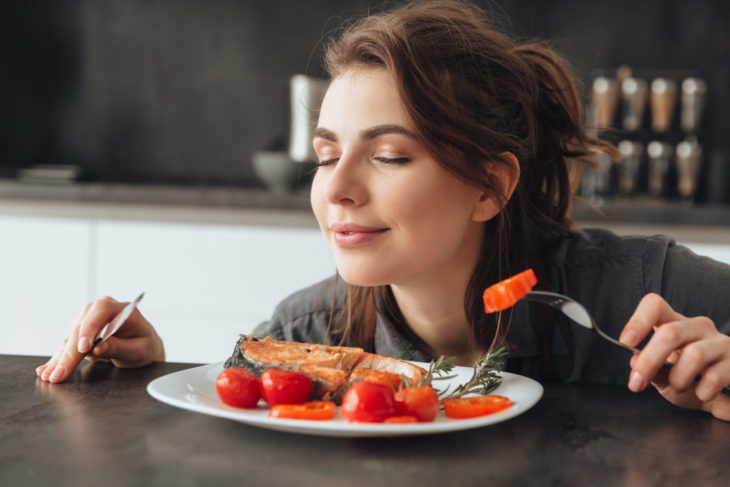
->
[523, 290, 639, 354]
[523, 290, 730, 394]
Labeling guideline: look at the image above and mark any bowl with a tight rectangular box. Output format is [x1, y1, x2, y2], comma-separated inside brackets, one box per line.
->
[251, 151, 301, 193]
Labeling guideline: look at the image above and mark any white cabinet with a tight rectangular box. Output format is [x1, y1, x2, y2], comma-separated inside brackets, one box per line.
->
[0, 213, 335, 363]
[94, 220, 335, 363]
[0, 216, 91, 356]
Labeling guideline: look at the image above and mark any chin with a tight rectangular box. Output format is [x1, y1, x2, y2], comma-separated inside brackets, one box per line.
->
[336, 266, 393, 288]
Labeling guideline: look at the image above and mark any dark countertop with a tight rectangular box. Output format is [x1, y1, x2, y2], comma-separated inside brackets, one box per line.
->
[0, 179, 312, 211]
[571, 197, 730, 227]
[2, 354, 729, 487]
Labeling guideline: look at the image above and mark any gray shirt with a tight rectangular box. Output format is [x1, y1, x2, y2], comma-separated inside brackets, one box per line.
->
[246, 228, 730, 385]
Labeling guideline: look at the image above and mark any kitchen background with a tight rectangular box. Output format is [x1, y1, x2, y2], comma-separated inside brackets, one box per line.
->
[2, 1, 730, 362]
[2, 0, 729, 202]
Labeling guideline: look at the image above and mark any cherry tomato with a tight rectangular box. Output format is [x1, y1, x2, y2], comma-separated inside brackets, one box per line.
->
[215, 368, 261, 408]
[340, 381, 396, 423]
[482, 268, 537, 313]
[443, 395, 512, 419]
[268, 401, 335, 420]
[259, 369, 313, 406]
[363, 371, 402, 391]
[394, 386, 440, 422]
[384, 415, 418, 423]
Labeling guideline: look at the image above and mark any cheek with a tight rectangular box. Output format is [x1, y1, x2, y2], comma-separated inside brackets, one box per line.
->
[395, 184, 474, 236]
[310, 172, 328, 229]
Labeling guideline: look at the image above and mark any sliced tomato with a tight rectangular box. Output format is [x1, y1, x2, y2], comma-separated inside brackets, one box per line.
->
[340, 381, 396, 423]
[394, 386, 440, 422]
[259, 369, 313, 406]
[482, 268, 538, 313]
[443, 395, 512, 419]
[215, 368, 261, 408]
[268, 401, 335, 420]
[363, 371, 403, 391]
[384, 415, 418, 423]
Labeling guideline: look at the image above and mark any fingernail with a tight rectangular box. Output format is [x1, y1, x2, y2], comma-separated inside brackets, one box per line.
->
[629, 371, 645, 392]
[49, 366, 66, 383]
[41, 366, 53, 381]
[620, 330, 638, 346]
[78, 336, 90, 353]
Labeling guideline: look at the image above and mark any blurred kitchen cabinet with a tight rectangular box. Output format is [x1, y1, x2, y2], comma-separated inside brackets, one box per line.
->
[0, 215, 91, 356]
[94, 220, 336, 363]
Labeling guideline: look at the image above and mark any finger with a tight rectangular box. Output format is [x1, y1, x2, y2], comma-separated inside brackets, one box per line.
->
[50, 322, 95, 383]
[669, 335, 729, 392]
[76, 297, 126, 354]
[39, 301, 97, 381]
[629, 317, 710, 392]
[704, 393, 730, 422]
[695, 355, 730, 403]
[96, 336, 155, 368]
[41, 328, 81, 383]
[648, 365, 704, 411]
[40, 333, 73, 381]
[619, 293, 683, 348]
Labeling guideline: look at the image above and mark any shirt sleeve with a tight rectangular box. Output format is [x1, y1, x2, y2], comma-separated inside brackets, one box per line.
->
[656, 241, 730, 335]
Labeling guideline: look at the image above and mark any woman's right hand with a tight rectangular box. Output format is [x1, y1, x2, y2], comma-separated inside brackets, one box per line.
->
[36, 296, 166, 383]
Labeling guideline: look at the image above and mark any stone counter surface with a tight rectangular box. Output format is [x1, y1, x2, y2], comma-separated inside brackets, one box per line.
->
[2, 354, 729, 487]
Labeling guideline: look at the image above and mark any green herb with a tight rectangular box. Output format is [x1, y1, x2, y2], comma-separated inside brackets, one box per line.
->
[433, 347, 508, 399]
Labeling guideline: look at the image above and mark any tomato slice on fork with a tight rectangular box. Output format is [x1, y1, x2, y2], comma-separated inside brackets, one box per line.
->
[482, 268, 538, 313]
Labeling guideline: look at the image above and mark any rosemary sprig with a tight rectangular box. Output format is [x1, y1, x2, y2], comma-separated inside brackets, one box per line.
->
[434, 347, 508, 399]
[398, 347, 508, 397]
[398, 355, 456, 390]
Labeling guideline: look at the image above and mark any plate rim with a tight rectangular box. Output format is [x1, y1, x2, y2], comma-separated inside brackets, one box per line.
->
[147, 361, 543, 437]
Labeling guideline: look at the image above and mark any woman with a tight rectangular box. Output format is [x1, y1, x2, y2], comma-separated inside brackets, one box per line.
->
[37, 0, 730, 420]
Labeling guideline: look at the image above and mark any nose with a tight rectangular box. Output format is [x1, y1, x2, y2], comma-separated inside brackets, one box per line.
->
[323, 153, 369, 207]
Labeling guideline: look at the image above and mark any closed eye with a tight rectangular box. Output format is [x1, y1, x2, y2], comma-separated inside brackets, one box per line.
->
[315, 158, 339, 167]
[374, 157, 411, 164]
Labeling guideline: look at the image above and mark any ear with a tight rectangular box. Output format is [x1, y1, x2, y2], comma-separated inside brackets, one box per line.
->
[472, 152, 521, 222]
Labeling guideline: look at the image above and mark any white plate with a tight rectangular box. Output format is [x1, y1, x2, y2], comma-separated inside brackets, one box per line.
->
[147, 362, 543, 437]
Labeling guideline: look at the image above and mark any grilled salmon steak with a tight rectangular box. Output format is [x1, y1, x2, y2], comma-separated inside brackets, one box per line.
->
[224, 335, 427, 401]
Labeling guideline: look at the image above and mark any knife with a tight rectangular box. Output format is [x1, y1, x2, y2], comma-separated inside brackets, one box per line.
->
[84, 292, 145, 356]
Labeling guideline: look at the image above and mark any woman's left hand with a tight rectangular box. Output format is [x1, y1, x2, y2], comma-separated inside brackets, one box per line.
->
[619, 293, 730, 421]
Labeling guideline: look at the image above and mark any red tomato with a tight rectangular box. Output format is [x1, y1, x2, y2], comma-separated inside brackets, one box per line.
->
[394, 386, 440, 422]
[215, 368, 261, 408]
[268, 401, 335, 420]
[482, 269, 538, 313]
[443, 395, 512, 419]
[340, 381, 396, 423]
[259, 369, 313, 406]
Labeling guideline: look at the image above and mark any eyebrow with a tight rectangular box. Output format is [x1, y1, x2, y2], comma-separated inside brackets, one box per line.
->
[312, 124, 418, 143]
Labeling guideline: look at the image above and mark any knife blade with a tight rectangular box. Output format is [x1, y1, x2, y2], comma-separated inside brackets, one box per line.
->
[85, 292, 145, 355]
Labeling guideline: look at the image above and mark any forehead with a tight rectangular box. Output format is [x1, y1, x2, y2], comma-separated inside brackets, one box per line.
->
[318, 68, 411, 132]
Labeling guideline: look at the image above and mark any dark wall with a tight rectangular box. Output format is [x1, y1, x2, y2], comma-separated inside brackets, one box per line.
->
[1, 0, 728, 190]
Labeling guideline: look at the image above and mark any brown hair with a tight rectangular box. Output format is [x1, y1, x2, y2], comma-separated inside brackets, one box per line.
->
[321, 0, 615, 355]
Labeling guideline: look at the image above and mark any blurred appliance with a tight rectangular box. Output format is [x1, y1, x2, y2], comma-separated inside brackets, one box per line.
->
[288, 74, 329, 163]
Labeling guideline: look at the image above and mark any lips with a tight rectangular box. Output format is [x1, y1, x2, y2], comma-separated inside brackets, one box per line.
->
[329, 222, 389, 248]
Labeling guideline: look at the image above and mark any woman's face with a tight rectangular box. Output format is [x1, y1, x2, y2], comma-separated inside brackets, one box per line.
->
[310, 68, 487, 288]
